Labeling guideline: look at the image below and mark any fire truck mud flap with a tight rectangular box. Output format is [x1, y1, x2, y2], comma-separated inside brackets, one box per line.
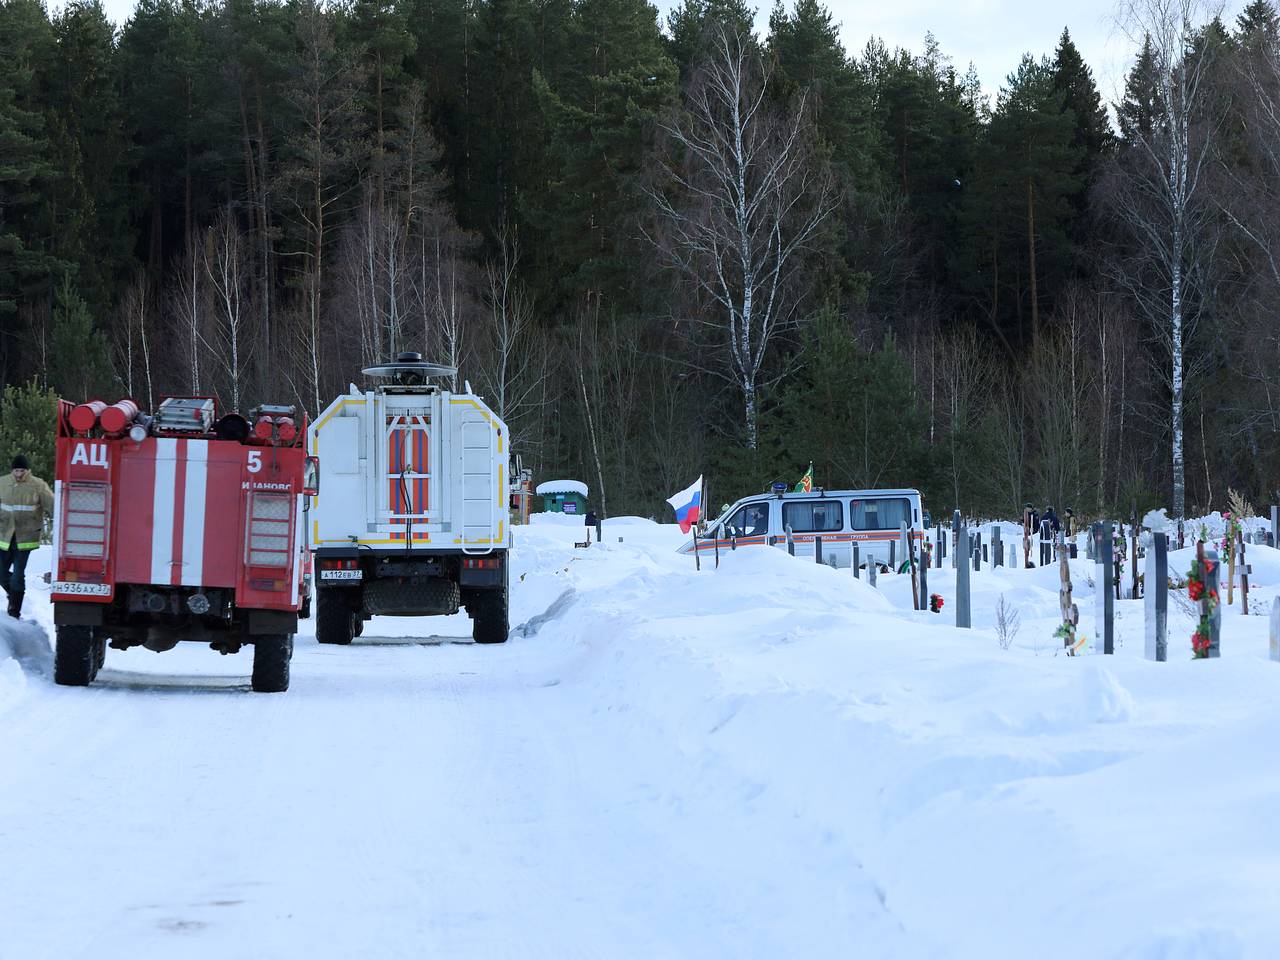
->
[363, 578, 460, 617]
[247, 610, 299, 635]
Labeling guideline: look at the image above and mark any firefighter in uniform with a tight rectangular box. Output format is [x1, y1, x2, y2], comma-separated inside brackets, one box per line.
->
[0, 455, 54, 618]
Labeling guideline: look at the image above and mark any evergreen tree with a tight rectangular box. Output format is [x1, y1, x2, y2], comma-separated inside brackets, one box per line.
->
[1052, 29, 1111, 174]
[1118, 35, 1161, 145]
[0, 0, 62, 332]
[764, 311, 930, 494]
[1051, 28, 1111, 265]
[767, 0, 882, 188]
[48, 275, 113, 400]
[46, 1, 135, 319]
[958, 55, 1081, 349]
[469, 0, 538, 232]
[118, 0, 216, 271]
[665, 0, 755, 80]
[342, 0, 417, 209]
[1236, 0, 1279, 42]
[0, 380, 58, 484]
[865, 39, 980, 290]
[532, 0, 676, 314]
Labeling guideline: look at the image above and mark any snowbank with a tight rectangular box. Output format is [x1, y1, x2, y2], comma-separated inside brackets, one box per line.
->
[504, 519, 1280, 958]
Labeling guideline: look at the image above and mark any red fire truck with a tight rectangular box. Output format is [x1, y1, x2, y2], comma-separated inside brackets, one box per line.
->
[52, 396, 317, 692]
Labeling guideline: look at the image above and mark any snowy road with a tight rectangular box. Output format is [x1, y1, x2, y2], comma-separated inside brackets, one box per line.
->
[0, 542, 903, 959]
[4, 516, 1280, 959]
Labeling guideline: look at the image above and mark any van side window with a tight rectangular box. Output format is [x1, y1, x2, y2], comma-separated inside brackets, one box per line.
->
[783, 500, 843, 533]
[725, 503, 769, 538]
[849, 497, 911, 531]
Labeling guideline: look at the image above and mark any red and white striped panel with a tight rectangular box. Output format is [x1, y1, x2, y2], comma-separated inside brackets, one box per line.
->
[114, 438, 241, 589]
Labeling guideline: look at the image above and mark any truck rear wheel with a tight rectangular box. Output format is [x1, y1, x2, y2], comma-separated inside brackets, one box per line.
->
[252, 634, 292, 693]
[316, 589, 355, 645]
[54, 625, 96, 686]
[471, 576, 509, 645]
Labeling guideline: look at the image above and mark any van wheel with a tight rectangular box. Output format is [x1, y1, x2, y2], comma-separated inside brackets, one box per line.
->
[252, 634, 292, 693]
[316, 589, 354, 645]
[54, 625, 96, 686]
[472, 576, 509, 645]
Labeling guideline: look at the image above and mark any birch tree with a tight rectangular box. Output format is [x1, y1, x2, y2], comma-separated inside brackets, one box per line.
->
[282, 0, 363, 413]
[645, 26, 835, 449]
[475, 224, 545, 438]
[1111, 0, 1224, 517]
[204, 209, 252, 412]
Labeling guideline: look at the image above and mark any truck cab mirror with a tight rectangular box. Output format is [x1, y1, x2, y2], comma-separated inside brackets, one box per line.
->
[304, 456, 320, 496]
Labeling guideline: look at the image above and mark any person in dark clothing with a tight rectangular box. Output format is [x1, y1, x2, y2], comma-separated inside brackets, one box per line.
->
[1040, 505, 1061, 564]
[1043, 505, 1062, 534]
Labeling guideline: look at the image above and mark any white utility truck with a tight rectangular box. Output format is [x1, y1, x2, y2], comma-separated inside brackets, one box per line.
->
[307, 354, 511, 644]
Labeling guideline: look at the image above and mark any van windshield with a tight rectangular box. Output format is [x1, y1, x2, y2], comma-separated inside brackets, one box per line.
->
[849, 497, 911, 531]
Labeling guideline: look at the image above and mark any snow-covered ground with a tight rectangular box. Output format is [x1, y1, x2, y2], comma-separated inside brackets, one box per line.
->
[2, 514, 1279, 959]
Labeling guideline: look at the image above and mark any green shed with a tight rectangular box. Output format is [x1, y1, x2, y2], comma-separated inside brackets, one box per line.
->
[536, 479, 589, 515]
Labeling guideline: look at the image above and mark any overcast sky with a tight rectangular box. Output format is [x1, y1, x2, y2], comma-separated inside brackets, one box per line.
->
[89, 0, 1245, 104]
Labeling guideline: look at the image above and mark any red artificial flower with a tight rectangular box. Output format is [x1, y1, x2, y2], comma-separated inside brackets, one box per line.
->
[1188, 581, 1204, 601]
[1203, 559, 1216, 574]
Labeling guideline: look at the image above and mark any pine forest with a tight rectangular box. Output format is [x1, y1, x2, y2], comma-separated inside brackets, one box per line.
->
[3, 0, 1280, 521]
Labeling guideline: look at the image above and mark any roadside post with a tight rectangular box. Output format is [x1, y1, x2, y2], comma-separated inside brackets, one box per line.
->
[1145, 532, 1168, 661]
[1094, 522, 1115, 654]
[956, 520, 972, 629]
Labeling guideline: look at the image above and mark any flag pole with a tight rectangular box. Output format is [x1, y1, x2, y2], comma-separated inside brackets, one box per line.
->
[694, 475, 707, 571]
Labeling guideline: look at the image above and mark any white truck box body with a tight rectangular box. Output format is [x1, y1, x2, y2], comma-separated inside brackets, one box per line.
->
[308, 386, 509, 554]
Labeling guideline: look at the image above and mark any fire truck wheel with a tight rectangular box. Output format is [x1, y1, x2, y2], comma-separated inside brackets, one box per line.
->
[353, 614, 365, 638]
[316, 589, 354, 645]
[93, 635, 107, 675]
[252, 634, 292, 693]
[54, 625, 96, 686]
[471, 583, 509, 645]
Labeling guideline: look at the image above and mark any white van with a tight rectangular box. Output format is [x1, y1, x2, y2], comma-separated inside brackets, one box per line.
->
[681, 488, 926, 569]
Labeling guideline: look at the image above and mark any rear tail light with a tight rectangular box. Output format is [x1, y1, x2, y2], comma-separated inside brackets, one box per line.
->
[463, 557, 501, 569]
[321, 559, 359, 570]
[61, 482, 110, 560]
[245, 492, 292, 567]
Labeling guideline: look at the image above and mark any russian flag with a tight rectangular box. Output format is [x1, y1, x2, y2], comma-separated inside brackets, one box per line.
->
[666, 476, 703, 534]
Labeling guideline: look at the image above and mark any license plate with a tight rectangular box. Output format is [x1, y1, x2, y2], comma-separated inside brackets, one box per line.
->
[320, 569, 362, 581]
[52, 581, 111, 596]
